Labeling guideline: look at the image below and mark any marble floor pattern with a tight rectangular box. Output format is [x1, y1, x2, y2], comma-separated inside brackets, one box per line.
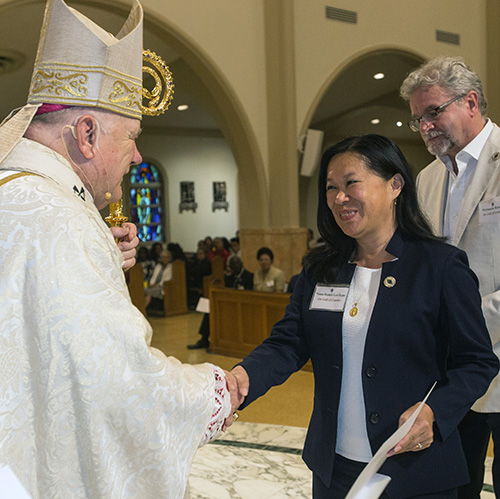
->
[189, 423, 310, 499]
[188, 422, 495, 498]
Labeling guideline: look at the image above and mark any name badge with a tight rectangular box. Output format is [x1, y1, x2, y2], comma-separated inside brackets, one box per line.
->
[310, 284, 349, 312]
[266, 280, 274, 287]
[479, 197, 500, 224]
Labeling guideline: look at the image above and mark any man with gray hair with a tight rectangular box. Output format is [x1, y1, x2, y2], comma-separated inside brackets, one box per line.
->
[401, 55, 500, 498]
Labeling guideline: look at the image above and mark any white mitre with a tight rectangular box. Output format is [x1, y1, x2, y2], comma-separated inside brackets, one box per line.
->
[31, 0, 144, 118]
[0, 0, 172, 163]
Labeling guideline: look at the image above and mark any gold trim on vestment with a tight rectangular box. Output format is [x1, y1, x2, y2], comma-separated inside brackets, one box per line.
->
[0, 172, 38, 187]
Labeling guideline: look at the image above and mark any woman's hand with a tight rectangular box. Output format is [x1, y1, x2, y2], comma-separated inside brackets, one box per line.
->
[388, 402, 434, 456]
[222, 366, 249, 430]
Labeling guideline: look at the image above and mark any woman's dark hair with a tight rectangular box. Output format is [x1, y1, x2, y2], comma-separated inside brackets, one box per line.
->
[222, 237, 231, 251]
[137, 246, 150, 262]
[257, 247, 274, 261]
[167, 242, 186, 261]
[304, 134, 440, 283]
[150, 242, 163, 262]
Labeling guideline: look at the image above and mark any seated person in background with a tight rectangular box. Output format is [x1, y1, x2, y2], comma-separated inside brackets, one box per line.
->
[145, 250, 172, 313]
[188, 256, 253, 350]
[187, 246, 212, 309]
[226, 236, 242, 271]
[230, 237, 241, 257]
[208, 237, 230, 265]
[168, 242, 187, 262]
[197, 239, 208, 251]
[137, 245, 155, 283]
[150, 241, 163, 265]
[204, 236, 214, 253]
[225, 256, 253, 290]
[253, 247, 286, 293]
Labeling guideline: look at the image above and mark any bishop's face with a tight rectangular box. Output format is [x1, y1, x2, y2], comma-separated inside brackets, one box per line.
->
[93, 115, 142, 209]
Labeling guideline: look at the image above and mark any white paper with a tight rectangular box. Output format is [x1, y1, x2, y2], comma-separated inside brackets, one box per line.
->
[195, 297, 210, 313]
[0, 465, 32, 499]
[350, 473, 391, 499]
[346, 381, 437, 499]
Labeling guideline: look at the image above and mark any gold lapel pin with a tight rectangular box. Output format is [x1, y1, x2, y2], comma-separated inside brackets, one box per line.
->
[384, 276, 396, 288]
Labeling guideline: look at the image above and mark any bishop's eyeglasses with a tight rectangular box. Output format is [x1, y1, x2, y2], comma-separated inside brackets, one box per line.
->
[407, 93, 467, 132]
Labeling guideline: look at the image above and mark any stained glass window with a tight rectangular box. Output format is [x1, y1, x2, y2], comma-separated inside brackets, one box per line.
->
[129, 162, 164, 242]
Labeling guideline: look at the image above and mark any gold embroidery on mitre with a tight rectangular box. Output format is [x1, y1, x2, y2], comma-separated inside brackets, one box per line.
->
[109, 80, 142, 109]
[141, 49, 174, 116]
[31, 70, 88, 97]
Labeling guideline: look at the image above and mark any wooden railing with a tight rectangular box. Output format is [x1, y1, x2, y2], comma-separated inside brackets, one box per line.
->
[126, 263, 146, 315]
[203, 255, 225, 297]
[127, 260, 188, 317]
[208, 287, 290, 358]
[209, 287, 312, 371]
[163, 259, 188, 316]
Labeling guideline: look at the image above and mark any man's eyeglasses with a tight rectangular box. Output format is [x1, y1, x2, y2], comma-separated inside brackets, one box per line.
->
[407, 93, 467, 132]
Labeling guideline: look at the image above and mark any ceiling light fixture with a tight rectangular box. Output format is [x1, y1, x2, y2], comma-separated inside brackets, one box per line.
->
[396, 121, 403, 127]
[371, 118, 380, 125]
[177, 104, 189, 111]
[373, 72, 385, 80]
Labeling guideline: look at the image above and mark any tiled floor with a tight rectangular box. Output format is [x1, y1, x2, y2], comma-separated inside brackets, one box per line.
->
[189, 423, 310, 499]
[188, 422, 496, 498]
[150, 312, 496, 498]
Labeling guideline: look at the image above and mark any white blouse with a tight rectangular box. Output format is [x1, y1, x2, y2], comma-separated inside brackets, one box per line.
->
[336, 265, 382, 462]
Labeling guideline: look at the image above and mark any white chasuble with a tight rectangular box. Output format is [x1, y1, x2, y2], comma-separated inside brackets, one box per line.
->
[0, 139, 225, 498]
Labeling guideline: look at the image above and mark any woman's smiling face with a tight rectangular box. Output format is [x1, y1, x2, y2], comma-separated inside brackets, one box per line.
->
[326, 152, 398, 244]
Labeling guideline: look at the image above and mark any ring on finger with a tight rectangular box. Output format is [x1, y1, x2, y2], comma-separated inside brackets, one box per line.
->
[415, 442, 423, 450]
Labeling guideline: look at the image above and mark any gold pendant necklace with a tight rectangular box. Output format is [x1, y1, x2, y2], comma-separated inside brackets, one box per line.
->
[350, 302, 358, 317]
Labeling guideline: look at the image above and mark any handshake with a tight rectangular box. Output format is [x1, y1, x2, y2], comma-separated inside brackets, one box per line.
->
[222, 366, 250, 430]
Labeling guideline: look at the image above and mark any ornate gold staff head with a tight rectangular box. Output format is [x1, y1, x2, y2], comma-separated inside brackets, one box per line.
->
[105, 50, 173, 241]
[141, 49, 174, 116]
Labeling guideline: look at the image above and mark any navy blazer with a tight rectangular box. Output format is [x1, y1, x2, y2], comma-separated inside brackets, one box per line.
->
[239, 231, 499, 498]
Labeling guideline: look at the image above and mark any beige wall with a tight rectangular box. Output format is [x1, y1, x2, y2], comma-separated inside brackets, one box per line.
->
[294, 0, 487, 134]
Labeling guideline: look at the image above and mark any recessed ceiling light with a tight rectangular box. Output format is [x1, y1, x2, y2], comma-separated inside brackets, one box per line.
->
[371, 118, 380, 125]
[177, 104, 189, 111]
[373, 72, 385, 80]
[396, 121, 403, 127]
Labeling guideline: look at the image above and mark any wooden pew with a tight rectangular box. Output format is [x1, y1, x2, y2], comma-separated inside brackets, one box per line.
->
[209, 287, 312, 370]
[162, 259, 188, 316]
[203, 255, 225, 297]
[126, 263, 146, 316]
[209, 288, 290, 358]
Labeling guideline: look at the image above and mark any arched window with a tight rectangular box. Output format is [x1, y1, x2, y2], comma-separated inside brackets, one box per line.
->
[129, 162, 164, 242]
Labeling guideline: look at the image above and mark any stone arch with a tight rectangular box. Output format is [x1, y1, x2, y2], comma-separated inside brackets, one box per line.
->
[297, 46, 427, 229]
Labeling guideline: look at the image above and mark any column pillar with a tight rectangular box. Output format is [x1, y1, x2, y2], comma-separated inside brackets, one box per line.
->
[264, 0, 300, 228]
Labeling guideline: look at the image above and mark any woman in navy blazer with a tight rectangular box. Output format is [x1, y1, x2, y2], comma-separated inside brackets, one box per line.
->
[231, 135, 499, 498]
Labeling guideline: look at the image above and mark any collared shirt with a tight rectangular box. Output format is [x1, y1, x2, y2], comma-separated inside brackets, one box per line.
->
[440, 119, 493, 240]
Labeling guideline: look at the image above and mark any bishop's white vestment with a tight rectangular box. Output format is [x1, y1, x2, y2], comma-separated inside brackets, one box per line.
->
[0, 139, 230, 498]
